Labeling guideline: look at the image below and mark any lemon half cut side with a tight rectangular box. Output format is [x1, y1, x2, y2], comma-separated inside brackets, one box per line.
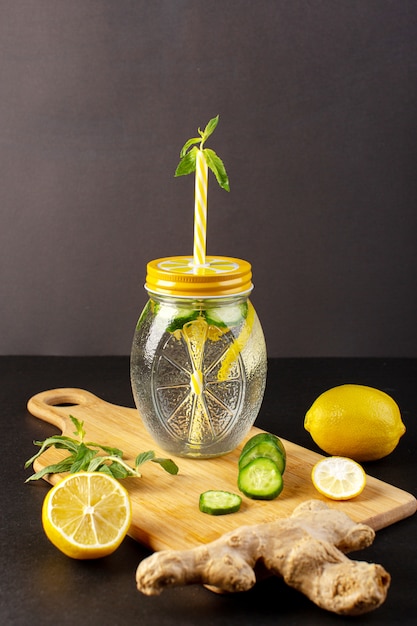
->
[42, 472, 132, 559]
[311, 456, 366, 501]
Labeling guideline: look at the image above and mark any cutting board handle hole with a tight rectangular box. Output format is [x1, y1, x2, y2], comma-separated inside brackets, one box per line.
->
[52, 402, 78, 407]
[38, 389, 91, 408]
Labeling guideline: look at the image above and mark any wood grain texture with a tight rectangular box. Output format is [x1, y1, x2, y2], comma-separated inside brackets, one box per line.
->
[27, 388, 416, 551]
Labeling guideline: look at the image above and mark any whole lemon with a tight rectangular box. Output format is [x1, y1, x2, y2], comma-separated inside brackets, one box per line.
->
[304, 384, 406, 461]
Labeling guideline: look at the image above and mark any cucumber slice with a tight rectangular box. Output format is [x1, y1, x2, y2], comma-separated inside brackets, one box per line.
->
[237, 457, 283, 500]
[240, 432, 286, 462]
[204, 302, 248, 329]
[165, 307, 201, 333]
[238, 440, 286, 474]
[199, 490, 242, 515]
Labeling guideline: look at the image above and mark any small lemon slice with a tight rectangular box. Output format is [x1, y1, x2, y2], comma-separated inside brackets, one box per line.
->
[42, 472, 132, 559]
[311, 456, 366, 500]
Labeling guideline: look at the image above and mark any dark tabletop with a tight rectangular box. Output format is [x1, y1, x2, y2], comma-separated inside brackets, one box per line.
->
[1, 356, 416, 626]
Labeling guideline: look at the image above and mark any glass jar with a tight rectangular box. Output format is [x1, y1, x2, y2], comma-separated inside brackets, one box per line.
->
[130, 256, 267, 458]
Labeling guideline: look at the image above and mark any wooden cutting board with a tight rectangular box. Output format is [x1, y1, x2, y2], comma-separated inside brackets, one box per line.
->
[27, 388, 416, 551]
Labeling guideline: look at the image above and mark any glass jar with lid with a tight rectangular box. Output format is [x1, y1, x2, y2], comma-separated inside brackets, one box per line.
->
[130, 255, 267, 458]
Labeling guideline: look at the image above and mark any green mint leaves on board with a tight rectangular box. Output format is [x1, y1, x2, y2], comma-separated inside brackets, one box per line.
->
[174, 114, 230, 191]
[25, 415, 179, 482]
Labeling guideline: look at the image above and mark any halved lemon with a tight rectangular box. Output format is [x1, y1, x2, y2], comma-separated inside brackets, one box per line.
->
[42, 472, 132, 559]
[311, 456, 366, 500]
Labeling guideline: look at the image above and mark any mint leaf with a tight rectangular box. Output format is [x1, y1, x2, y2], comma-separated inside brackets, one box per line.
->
[86, 456, 107, 473]
[180, 137, 201, 158]
[175, 146, 197, 177]
[200, 115, 219, 146]
[70, 443, 97, 473]
[25, 417, 179, 481]
[25, 457, 74, 482]
[203, 148, 230, 192]
[152, 457, 179, 475]
[95, 463, 115, 477]
[87, 455, 139, 477]
[174, 115, 229, 192]
[136, 451, 179, 474]
[86, 442, 123, 457]
[24, 435, 79, 468]
[135, 450, 156, 467]
[105, 462, 135, 479]
[69, 415, 86, 441]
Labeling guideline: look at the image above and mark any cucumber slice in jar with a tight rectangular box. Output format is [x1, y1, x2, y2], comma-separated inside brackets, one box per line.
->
[237, 457, 283, 500]
[199, 490, 242, 515]
[204, 302, 248, 329]
[238, 439, 286, 474]
[165, 306, 201, 332]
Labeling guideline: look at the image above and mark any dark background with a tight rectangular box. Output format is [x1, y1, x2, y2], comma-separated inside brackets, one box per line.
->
[1, 0, 416, 357]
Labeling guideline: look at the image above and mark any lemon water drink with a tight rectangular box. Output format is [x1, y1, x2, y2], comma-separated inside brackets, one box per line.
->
[130, 256, 267, 458]
[131, 116, 267, 457]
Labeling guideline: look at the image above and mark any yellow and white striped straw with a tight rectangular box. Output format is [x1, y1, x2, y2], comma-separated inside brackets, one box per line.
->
[193, 149, 208, 270]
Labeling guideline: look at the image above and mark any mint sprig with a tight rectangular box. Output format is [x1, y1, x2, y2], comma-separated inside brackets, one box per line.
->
[24, 415, 179, 482]
[174, 115, 230, 191]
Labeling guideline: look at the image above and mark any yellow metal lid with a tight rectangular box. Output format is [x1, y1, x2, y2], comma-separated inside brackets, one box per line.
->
[145, 256, 253, 297]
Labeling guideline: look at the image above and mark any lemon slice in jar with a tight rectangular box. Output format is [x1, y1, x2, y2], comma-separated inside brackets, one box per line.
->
[217, 301, 255, 381]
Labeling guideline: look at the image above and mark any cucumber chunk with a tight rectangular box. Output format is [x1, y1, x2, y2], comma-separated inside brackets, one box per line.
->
[237, 457, 283, 500]
[238, 440, 286, 474]
[199, 490, 242, 515]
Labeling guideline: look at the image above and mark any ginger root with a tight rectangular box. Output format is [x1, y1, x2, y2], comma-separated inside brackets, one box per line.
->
[136, 500, 390, 616]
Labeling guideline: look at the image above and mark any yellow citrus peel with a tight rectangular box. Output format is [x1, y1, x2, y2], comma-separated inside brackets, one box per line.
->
[304, 384, 406, 461]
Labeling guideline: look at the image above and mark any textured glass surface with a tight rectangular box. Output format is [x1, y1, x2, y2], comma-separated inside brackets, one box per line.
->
[131, 295, 267, 458]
